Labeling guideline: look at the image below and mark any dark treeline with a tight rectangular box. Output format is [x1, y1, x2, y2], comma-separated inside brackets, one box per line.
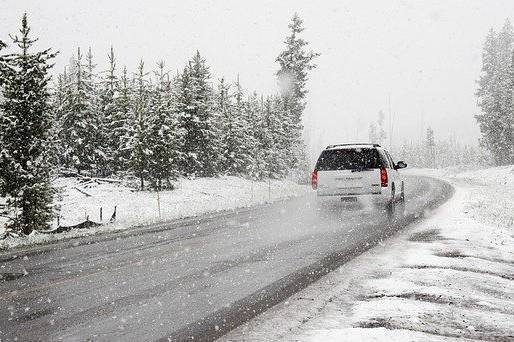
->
[0, 13, 318, 235]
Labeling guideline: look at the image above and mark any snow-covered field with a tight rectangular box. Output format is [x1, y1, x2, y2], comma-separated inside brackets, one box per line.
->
[0, 176, 308, 250]
[222, 166, 514, 341]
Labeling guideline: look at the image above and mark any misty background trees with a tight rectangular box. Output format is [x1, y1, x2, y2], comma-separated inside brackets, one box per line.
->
[369, 19, 514, 169]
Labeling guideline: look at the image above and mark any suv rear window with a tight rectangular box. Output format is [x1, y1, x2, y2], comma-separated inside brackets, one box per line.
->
[315, 148, 382, 171]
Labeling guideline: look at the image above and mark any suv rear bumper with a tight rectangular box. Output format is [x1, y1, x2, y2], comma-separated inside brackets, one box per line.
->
[315, 191, 391, 207]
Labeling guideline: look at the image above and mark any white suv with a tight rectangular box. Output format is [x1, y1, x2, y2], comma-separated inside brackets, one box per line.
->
[311, 143, 407, 218]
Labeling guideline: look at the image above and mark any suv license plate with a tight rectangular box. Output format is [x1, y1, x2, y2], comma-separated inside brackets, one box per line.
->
[341, 197, 357, 202]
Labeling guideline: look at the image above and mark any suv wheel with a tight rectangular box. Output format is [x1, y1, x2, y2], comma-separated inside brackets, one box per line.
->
[386, 186, 396, 221]
[397, 183, 406, 219]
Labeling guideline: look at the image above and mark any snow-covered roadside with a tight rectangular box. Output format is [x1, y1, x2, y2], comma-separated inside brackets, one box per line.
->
[222, 166, 514, 341]
[0, 176, 308, 250]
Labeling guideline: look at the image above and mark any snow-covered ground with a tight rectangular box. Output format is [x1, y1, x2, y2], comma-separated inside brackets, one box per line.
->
[0, 176, 308, 250]
[222, 166, 514, 341]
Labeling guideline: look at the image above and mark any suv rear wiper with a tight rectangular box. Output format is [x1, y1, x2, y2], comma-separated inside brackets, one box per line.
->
[351, 167, 373, 173]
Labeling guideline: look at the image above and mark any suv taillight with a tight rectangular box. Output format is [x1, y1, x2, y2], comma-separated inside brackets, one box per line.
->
[311, 169, 318, 190]
[380, 166, 388, 187]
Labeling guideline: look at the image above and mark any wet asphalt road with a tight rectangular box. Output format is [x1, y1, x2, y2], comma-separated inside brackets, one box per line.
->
[0, 176, 453, 341]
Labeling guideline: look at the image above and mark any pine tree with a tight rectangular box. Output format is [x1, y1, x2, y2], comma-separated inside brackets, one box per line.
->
[178, 51, 220, 177]
[0, 39, 6, 217]
[476, 20, 514, 165]
[245, 92, 267, 179]
[115, 65, 133, 172]
[127, 60, 151, 190]
[147, 61, 181, 190]
[424, 127, 436, 168]
[85, 48, 108, 176]
[59, 47, 98, 174]
[215, 78, 231, 173]
[259, 96, 274, 179]
[48, 72, 65, 168]
[270, 95, 290, 177]
[261, 95, 289, 178]
[506, 33, 514, 164]
[99, 46, 119, 174]
[0, 39, 6, 80]
[377, 110, 387, 145]
[276, 13, 319, 172]
[0, 14, 57, 234]
[368, 123, 378, 144]
[215, 77, 251, 175]
[495, 19, 514, 164]
[174, 65, 191, 174]
[54, 66, 73, 168]
[232, 76, 256, 175]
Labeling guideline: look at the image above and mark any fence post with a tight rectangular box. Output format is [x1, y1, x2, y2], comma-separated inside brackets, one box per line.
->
[157, 191, 161, 219]
[251, 177, 254, 204]
[100, 207, 103, 222]
[268, 177, 271, 202]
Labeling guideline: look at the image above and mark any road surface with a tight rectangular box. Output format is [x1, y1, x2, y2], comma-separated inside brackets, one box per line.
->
[0, 175, 452, 341]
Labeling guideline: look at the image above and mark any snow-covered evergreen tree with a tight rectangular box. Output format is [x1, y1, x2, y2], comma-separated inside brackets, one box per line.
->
[58, 47, 98, 174]
[377, 110, 387, 146]
[147, 61, 182, 190]
[49, 68, 68, 168]
[54, 66, 74, 168]
[276, 13, 319, 172]
[424, 127, 436, 168]
[244, 92, 267, 179]
[178, 51, 220, 177]
[368, 111, 387, 146]
[126, 60, 151, 190]
[270, 95, 290, 177]
[368, 123, 378, 144]
[476, 20, 514, 165]
[85, 48, 109, 176]
[99, 46, 118, 174]
[215, 77, 252, 175]
[0, 14, 57, 234]
[232, 77, 256, 175]
[114, 65, 133, 172]
[260, 95, 289, 178]
[0, 39, 6, 82]
[496, 20, 514, 164]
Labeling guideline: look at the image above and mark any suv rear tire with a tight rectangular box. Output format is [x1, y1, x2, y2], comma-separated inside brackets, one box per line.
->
[385, 186, 396, 222]
[397, 184, 406, 219]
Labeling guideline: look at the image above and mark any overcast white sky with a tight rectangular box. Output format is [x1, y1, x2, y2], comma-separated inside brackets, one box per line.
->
[2, 0, 513, 157]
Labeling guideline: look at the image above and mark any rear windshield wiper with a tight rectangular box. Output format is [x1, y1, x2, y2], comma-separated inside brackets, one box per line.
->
[351, 167, 373, 172]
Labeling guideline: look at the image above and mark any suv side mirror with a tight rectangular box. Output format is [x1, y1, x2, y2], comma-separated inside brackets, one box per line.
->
[395, 161, 407, 169]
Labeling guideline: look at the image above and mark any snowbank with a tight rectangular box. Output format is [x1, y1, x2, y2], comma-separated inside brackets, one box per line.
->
[406, 165, 514, 229]
[222, 166, 514, 341]
[0, 176, 308, 250]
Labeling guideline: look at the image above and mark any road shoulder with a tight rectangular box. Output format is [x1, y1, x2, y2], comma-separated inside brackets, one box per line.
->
[0, 176, 308, 251]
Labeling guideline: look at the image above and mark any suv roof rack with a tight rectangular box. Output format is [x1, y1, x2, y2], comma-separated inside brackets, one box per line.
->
[325, 143, 381, 149]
